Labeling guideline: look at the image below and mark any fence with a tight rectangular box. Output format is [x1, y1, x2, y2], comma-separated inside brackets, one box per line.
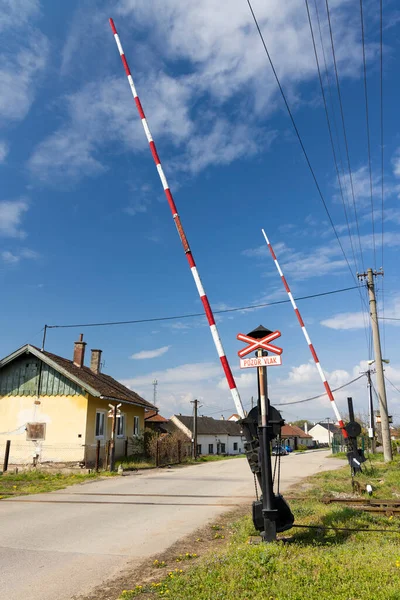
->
[0, 433, 192, 471]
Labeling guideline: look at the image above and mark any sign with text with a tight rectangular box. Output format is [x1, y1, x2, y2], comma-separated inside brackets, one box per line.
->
[240, 355, 282, 369]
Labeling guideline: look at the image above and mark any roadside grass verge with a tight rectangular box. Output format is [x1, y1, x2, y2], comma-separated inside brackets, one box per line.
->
[118, 456, 400, 600]
[116, 454, 245, 471]
[0, 470, 114, 499]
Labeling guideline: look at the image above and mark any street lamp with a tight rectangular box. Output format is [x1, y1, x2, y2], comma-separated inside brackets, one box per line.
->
[368, 359, 390, 365]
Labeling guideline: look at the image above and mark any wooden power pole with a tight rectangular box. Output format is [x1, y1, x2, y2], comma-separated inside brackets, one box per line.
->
[358, 268, 392, 462]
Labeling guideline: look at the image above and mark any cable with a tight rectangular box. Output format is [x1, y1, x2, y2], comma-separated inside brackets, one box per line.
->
[324, 0, 365, 272]
[305, 0, 358, 274]
[379, 0, 386, 357]
[359, 0, 377, 269]
[378, 317, 400, 321]
[306, 0, 371, 357]
[274, 374, 365, 406]
[44, 285, 360, 330]
[385, 376, 400, 396]
[246, 0, 357, 285]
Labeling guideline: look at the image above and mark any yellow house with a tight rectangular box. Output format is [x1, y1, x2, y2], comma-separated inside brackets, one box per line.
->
[0, 335, 156, 466]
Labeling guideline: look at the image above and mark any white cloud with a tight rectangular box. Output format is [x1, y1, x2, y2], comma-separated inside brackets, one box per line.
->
[392, 148, 400, 178]
[321, 295, 400, 330]
[0, 140, 9, 162]
[0, 199, 29, 238]
[1, 248, 38, 265]
[130, 345, 171, 360]
[320, 312, 367, 330]
[32, 0, 368, 183]
[0, 24, 48, 122]
[0, 0, 40, 32]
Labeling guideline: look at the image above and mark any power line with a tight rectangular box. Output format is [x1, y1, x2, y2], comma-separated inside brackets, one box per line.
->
[246, 0, 356, 285]
[378, 317, 400, 321]
[359, 0, 377, 269]
[305, 0, 358, 274]
[206, 374, 366, 415]
[324, 0, 365, 272]
[274, 374, 365, 406]
[44, 285, 359, 329]
[379, 0, 386, 358]
[305, 0, 371, 358]
[385, 376, 400, 396]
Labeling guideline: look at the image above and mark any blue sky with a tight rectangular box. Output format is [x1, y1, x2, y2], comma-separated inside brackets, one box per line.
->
[1, 0, 400, 423]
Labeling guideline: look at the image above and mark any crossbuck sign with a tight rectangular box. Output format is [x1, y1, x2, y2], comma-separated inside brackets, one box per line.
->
[237, 330, 283, 369]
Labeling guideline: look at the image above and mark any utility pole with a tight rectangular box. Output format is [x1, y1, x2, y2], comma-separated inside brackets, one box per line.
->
[366, 369, 376, 453]
[191, 399, 198, 459]
[358, 268, 392, 461]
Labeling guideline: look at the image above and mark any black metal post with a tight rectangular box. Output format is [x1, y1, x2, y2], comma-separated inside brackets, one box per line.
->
[3, 440, 11, 473]
[95, 439, 100, 472]
[257, 349, 276, 542]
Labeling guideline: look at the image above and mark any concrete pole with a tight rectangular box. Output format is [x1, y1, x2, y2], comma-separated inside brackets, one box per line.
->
[367, 268, 392, 462]
[367, 369, 376, 453]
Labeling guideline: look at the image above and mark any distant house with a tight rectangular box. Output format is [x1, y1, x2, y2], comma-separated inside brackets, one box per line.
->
[0, 336, 156, 465]
[227, 414, 241, 422]
[144, 409, 169, 433]
[308, 422, 341, 446]
[169, 415, 244, 456]
[281, 424, 314, 450]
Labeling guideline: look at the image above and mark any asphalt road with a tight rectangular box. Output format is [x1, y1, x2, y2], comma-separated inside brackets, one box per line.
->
[0, 451, 344, 600]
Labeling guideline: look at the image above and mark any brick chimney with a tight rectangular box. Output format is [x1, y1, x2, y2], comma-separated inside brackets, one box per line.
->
[90, 349, 102, 374]
[73, 334, 86, 368]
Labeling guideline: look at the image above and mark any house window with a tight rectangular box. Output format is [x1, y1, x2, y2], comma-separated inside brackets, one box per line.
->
[196, 444, 202, 456]
[95, 410, 105, 438]
[117, 414, 125, 437]
[233, 442, 238, 451]
[133, 416, 140, 436]
[208, 443, 213, 454]
[220, 443, 226, 454]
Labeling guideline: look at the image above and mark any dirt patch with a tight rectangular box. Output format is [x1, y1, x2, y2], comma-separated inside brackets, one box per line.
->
[75, 504, 251, 600]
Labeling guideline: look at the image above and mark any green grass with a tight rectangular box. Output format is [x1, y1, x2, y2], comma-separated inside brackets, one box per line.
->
[186, 454, 246, 464]
[0, 470, 113, 498]
[116, 454, 246, 471]
[118, 455, 400, 600]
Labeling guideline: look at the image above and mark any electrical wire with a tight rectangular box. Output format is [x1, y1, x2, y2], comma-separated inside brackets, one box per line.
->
[274, 374, 365, 406]
[379, 0, 386, 358]
[305, 0, 371, 357]
[378, 317, 400, 321]
[246, 0, 357, 286]
[44, 285, 360, 330]
[324, 0, 365, 272]
[359, 0, 377, 269]
[385, 376, 400, 396]
[305, 0, 358, 274]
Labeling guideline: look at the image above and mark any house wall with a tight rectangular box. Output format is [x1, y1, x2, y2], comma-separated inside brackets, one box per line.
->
[0, 392, 88, 464]
[308, 424, 331, 445]
[195, 434, 243, 455]
[84, 395, 146, 464]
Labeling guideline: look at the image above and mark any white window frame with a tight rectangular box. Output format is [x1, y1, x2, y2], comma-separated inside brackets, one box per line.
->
[116, 413, 126, 438]
[95, 410, 106, 439]
[133, 416, 140, 437]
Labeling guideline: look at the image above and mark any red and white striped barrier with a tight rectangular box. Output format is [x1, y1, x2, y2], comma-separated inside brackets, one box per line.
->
[109, 19, 244, 418]
[261, 229, 348, 438]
